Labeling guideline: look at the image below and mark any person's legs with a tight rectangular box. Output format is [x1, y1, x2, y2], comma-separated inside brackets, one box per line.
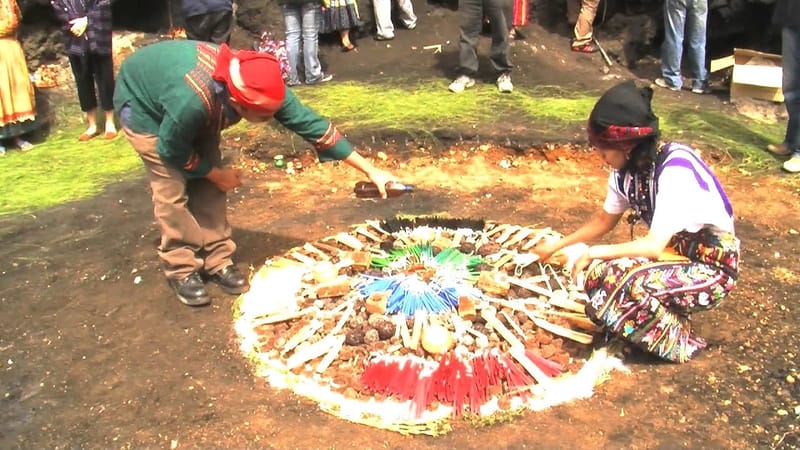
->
[782, 27, 800, 154]
[68, 53, 99, 138]
[397, 0, 418, 28]
[584, 257, 735, 362]
[373, 0, 395, 39]
[572, 0, 599, 46]
[186, 132, 237, 276]
[486, 0, 512, 75]
[782, 26, 800, 172]
[184, 13, 213, 42]
[300, 2, 323, 83]
[282, 4, 303, 85]
[457, 0, 483, 76]
[207, 10, 234, 44]
[121, 126, 211, 305]
[660, 0, 688, 89]
[92, 53, 117, 136]
[684, 0, 708, 90]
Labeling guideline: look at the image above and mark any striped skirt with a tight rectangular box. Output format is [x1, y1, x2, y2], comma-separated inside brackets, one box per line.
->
[320, 0, 361, 34]
[0, 37, 37, 139]
[583, 229, 740, 363]
[511, 0, 529, 27]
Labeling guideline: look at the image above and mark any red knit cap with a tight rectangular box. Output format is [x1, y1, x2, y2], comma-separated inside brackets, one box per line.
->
[212, 44, 286, 114]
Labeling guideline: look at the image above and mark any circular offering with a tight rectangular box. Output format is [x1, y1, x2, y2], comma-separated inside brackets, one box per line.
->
[234, 217, 623, 435]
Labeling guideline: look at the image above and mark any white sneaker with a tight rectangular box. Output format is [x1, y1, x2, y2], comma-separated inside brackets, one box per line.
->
[449, 75, 475, 93]
[782, 154, 800, 173]
[497, 73, 513, 93]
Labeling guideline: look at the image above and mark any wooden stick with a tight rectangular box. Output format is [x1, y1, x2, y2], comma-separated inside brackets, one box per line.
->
[282, 320, 323, 355]
[485, 223, 509, 238]
[593, 37, 614, 67]
[334, 232, 364, 250]
[495, 225, 521, 245]
[364, 219, 391, 236]
[315, 335, 346, 374]
[354, 226, 382, 242]
[501, 310, 526, 340]
[503, 227, 535, 248]
[303, 243, 331, 261]
[248, 307, 315, 327]
[286, 335, 341, 369]
[521, 227, 553, 250]
[531, 316, 594, 344]
[481, 307, 551, 386]
[508, 276, 554, 298]
[313, 241, 344, 256]
[409, 310, 425, 350]
[290, 251, 316, 265]
[540, 311, 597, 331]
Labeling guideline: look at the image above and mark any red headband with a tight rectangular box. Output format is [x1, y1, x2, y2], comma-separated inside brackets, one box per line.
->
[588, 122, 656, 148]
[212, 44, 286, 114]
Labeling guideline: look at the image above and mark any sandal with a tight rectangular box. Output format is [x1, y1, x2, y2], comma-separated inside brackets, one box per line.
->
[571, 41, 599, 53]
[342, 44, 358, 53]
[78, 131, 99, 141]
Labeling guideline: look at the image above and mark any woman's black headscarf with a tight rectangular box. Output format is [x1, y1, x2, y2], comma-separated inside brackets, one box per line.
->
[588, 80, 661, 171]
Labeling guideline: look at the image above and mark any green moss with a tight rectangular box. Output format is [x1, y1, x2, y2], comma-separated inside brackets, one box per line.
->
[0, 80, 787, 216]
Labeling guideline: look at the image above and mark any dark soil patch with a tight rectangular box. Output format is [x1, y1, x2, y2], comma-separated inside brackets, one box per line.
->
[2, 7, 799, 450]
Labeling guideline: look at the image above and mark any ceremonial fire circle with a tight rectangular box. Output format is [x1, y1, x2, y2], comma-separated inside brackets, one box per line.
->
[234, 217, 625, 435]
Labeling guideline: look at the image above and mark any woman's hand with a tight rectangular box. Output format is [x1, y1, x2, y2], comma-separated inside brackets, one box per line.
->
[570, 248, 592, 285]
[531, 240, 560, 263]
[69, 17, 88, 37]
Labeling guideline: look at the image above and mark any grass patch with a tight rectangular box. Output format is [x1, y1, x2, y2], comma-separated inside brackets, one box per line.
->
[0, 124, 140, 216]
[0, 79, 786, 216]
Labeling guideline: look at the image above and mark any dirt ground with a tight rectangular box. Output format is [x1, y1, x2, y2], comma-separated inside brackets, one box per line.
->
[2, 4, 800, 450]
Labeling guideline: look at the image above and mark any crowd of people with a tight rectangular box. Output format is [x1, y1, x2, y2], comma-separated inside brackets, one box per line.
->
[0, 0, 796, 362]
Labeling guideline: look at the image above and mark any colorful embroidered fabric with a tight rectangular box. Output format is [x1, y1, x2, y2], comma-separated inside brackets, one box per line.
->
[584, 229, 739, 363]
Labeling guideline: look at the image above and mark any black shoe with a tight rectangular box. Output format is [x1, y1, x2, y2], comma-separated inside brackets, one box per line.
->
[168, 272, 211, 307]
[208, 265, 250, 295]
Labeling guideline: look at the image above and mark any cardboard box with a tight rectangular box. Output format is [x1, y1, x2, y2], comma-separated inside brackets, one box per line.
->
[729, 48, 784, 102]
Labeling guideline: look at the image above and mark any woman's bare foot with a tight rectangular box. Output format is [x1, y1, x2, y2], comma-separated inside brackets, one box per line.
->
[14, 137, 34, 151]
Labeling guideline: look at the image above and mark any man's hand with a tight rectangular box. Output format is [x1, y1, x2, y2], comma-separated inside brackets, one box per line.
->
[206, 167, 243, 192]
[69, 17, 88, 37]
[365, 168, 396, 199]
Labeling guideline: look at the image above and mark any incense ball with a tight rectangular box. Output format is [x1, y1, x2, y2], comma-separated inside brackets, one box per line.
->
[421, 324, 455, 355]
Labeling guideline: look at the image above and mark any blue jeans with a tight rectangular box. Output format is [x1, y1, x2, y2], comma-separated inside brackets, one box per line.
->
[661, 0, 708, 90]
[282, 3, 322, 85]
[782, 26, 800, 156]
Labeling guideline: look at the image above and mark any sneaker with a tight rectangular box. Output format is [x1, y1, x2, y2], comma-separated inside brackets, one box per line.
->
[375, 34, 394, 41]
[406, 22, 417, 30]
[448, 75, 475, 93]
[691, 84, 711, 95]
[654, 77, 681, 92]
[307, 73, 333, 85]
[496, 73, 513, 93]
[782, 154, 800, 173]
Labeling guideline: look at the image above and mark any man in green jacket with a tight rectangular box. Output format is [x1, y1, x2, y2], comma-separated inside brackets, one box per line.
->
[114, 40, 397, 306]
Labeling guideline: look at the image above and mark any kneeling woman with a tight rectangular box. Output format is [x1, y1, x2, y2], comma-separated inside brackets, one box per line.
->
[534, 80, 739, 363]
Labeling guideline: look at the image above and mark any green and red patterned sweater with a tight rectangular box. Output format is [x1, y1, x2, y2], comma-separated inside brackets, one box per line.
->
[113, 39, 353, 178]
